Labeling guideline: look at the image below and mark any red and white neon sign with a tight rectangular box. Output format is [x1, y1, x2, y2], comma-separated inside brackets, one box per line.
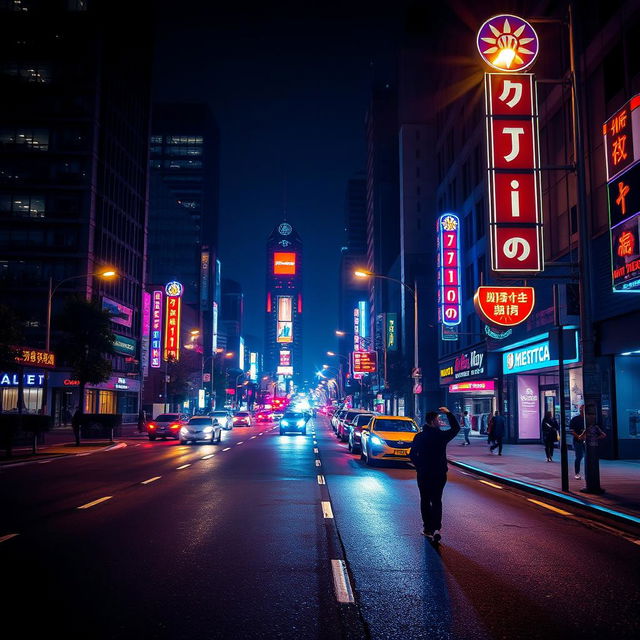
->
[474, 285, 535, 327]
[150, 289, 163, 368]
[437, 213, 461, 326]
[352, 351, 377, 374]
[163, 281, 183, 361]
[485, 73, 543, 272]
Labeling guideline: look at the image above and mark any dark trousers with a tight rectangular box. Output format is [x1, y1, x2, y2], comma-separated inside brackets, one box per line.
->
[490, 437, 503, 454]
[544, 441, 555, 460]
[574, 441, 585, 474]
[417, 473, 447, 533]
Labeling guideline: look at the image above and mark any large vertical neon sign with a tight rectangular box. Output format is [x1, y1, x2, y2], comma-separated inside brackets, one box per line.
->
[150, 289, 163, 368]
[438, 214, 461, 327]
[164, 281, 183, 361]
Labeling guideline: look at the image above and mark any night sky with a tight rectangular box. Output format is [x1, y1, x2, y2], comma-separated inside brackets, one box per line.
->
[153, 1, 414, 381]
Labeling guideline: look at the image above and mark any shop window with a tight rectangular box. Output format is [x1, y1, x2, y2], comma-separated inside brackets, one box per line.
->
[98, 390, 116, 414]
[615, 356, 640, 440]
[85, 389, 97, 413]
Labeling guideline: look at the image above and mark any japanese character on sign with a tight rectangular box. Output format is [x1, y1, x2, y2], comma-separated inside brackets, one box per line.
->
[618, 231, 635, 257]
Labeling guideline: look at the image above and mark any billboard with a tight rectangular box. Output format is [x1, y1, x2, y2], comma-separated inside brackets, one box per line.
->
[353, 351, 377, 374]
[276, 296, 293, 343]
[279, 350, 291, 366]
[277, 365, 294, 376]
[102, 296, 133, 328]
[273, 252, 296, 275]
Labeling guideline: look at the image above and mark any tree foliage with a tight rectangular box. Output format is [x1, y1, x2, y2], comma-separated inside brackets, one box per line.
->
[0, 305, 24, 372]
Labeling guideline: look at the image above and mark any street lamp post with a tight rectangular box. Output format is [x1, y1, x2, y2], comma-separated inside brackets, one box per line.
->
[355, 269, 420, 423]
[326, 351, 349, 401]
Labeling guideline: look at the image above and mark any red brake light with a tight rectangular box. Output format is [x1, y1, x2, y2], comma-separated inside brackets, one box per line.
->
[148, 423, 156, 430]
[169, 423, 180, 429]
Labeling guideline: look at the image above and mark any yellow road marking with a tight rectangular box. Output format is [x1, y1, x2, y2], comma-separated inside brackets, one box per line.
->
[527, 498, 572, 516]
[479, 479, 503, 489]
[77, 496, 112, 510]
[141, 476, 161, 485]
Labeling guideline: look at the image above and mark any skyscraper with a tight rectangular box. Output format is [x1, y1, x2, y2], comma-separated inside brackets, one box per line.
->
[0, 0, 152, 421]
[265, 221, 303, 389]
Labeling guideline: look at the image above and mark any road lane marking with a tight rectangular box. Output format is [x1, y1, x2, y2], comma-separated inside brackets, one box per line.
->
[141, 476, 162, 485]
[250, 436, 256, 439]
[201, 454, 214, 460]
[479, 480, 503, 489]
[236, 441, 244, 445]
[222, 447, 231, 451]
[321, 501, 334, 518]
[0, 533, 19, 544]
[331, 559, 355, 604]
[315, 460, 321, 467]
[527, 498, 572, 516]
[176, 464, 191, 470]
[38, 460, 53, 464]
[314, 448, 319, 453]
[317, 475, 325, 485]
[77, 496, 113, 510]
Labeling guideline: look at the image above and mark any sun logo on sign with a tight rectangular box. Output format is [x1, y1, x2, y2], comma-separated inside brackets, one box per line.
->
[477, 15, 539, 72]
[441, 215, 458, 231]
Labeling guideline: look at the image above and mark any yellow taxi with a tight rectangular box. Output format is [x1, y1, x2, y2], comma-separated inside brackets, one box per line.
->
[360, 415, 420, 466]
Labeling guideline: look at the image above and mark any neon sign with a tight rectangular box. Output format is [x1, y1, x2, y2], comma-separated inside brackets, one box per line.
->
[273, 252, 296, 275]
[474, 286, 535, 327]
[276, 296, 293, 343]
[352, 351, 377, 374]
[150, 290, 163, 368]
[477, 15, 539, 72]
[484, 71, 543, 272]
[164, 281, 182, 361]
[437, 213, 461, 326]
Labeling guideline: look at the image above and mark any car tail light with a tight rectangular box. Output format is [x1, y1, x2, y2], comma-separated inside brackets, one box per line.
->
[169, 423, 180, 429]
[148, 423, 156, 430]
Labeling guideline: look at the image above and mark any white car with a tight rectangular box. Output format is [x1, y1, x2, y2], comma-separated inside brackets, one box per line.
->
[179, 416, 222, 444]
[209, 410, 233, 430]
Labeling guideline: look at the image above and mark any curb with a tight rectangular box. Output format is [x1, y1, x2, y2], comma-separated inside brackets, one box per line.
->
[0, 441, 127, 468]
[449, 458, 640, 529]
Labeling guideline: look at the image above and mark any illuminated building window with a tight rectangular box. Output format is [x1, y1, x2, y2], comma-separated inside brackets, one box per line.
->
[0, 194, 45, 217]
[0, 128, 49, 151]
[150, 135, 163, 144]
[164, 159, 202, 169]
[0, 62, 51, 83]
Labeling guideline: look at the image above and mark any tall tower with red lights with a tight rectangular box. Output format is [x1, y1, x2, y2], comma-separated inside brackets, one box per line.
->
[265, 221, 303, 391]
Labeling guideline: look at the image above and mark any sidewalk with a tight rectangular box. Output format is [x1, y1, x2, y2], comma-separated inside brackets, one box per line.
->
[448, 435, 640, 523]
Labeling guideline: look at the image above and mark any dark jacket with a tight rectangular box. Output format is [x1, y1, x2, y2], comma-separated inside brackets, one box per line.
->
[409, 412, 461, 477]
[490, 414, 506, 439]
[541, 417, 559, 443]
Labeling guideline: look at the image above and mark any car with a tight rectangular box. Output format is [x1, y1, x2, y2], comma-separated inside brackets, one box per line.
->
[233, 411, 252, 427]
[179, 416, 222, 444]
[209, 410, 233, 430]
[347, 413, 376, 453]
[337, 410, 363, 441]
[255, 409, 274, 422]
[279, 410, 308, 435]
[146, 413, 189, 440]
[359, 415, 419, 466]
[331, 409, 348, 431]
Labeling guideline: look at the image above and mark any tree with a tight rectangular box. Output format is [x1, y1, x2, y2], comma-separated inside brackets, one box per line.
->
[0, 305, 24, 455]
[56, 297, 115, 445]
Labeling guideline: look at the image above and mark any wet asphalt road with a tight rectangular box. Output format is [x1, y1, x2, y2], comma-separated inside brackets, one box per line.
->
[1, 416, 639, 640]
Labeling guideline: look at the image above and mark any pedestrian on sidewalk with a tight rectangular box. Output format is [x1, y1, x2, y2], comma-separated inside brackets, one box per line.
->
[137, 409, 147, 433]
[460, 411, 471, 445]
[409, 406, 460, 542]
[570, 406, 586, 479]
[541, 411, 559, 462]
[489, 411, 505, 455]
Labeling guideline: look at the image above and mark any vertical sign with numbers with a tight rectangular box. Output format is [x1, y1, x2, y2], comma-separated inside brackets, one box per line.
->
[437, 213, 462, 327]
[150, 290, 163, 369]
[485, 72, 543, 272]
[163, 281, 183, 361]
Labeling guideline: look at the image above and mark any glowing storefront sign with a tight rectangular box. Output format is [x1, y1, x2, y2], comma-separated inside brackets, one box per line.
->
[150, 289, 163, 368]
[502, 332, 580, 375]
[1, 372, 45, 386]
[276, 296, 293, 343]
[164, 281, 183, 361]
[474, 286, 535, 326]
[353, 351, 377, 374]
[141, 291, 151, 377]
[483, 65, 543, 272]
[437, 213, 462, 327]
[603, 96, 640, 182]
[449, 381, 495, 393]
[354, 300, 368, 350]
[273, 252, 296, 275]
[477, 15, 539, 72]
[14, 347, 55, 369]
[279, 350, 291, 366]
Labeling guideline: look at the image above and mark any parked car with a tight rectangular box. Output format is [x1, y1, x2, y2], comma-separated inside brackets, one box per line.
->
[146, 413, 189, 440]
[233, 411, 252, 427]
[255, 409, 274, 422]
[209, 410, 233, 430]
[331, 409, 348, 432]
[337, 410, 365, 442]
[179, 416, 222, 444]
[347, 413, 376, 453]
[279, 410, 308, 435]
[360, 415, 419, 466]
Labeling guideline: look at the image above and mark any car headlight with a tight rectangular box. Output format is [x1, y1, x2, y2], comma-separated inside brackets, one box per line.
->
[297, 419, 305, 426]
[370, 435, 384, 446]
[281, 420, 289, 426]
[203, 426, 214, 433]
[180, 427, 188, 434]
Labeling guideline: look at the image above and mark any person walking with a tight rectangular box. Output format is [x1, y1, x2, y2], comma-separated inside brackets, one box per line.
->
[409, 406, 460, 542]
[489, 410, 506, 455]
[541, 411, 559, 462]
[461, 411, 471, 446]
[137, 409, 147, 434]
[569, 406, 586, 479]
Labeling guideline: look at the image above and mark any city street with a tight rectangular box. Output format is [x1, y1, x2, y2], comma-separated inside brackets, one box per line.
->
[2, 416, 638, 640]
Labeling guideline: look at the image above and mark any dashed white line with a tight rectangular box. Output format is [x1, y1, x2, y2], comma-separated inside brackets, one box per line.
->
[317, 475, 325, 485]
[222, 447, 231, 451]
[236, 441, 244, 445]
[201, 454, 215, 460]
[313, 447, 319, 454]
[331, 559, 355, 604]
[141, 476, 162, 485]
[176, 464, 191, 470]
[0, 533, 19, 544]
[250, 436, 256, 439]
[321, 501, 334, 518]
[38, 459, 53, 464]
[315, 459, 321, 467]
[77, 496, 113, 510]
[527, 498, 572, 516]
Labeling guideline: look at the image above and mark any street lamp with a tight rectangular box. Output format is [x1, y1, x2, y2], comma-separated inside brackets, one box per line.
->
[326, 351, 349, 400]
[354, 268, 420, 422]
